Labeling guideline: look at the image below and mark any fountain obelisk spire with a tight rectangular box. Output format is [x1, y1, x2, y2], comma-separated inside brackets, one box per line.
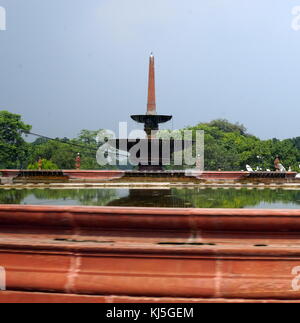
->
[131, 54, 172, 138]
[147, 53, 156, 115]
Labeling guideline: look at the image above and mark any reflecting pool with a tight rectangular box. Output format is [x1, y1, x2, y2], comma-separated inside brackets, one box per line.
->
[0, 188, 300, 209]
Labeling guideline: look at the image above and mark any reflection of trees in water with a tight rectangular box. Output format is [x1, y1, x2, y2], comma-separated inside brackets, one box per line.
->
[0, 189, 117, 206]
[0, 188, 299, 208]
[172, 188, 300, 208]
[32, 189, 118, 206]
[0, 189, 29, 204]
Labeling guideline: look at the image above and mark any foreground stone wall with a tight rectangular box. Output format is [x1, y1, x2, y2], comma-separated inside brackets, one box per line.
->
[0, 205, 300, 302]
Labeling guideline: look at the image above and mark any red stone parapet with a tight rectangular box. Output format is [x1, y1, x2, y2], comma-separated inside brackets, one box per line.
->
[0, 205, 300, 302]
[0, 169, 298, 182]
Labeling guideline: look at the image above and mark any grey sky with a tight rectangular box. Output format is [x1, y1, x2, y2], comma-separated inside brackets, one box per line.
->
[0, 0, 299, 140]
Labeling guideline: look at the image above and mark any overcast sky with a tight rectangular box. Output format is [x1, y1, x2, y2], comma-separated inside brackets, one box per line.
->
[0, 0, 300, 140]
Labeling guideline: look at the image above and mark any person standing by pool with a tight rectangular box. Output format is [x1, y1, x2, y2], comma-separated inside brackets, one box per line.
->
[38, 157, 43, 171]
[274, 155, 281, 172]
[75, 153, 81, 170]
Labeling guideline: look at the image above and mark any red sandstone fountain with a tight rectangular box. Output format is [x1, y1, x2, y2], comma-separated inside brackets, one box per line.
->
[109, 54, 192, 171]
[131, 54, 172, 138]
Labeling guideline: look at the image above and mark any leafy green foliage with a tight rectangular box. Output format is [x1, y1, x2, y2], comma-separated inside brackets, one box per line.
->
[27, 129, 116, 170]
[0, 111, 31, 169]
[186, 119, 300, 171]
[27, 159, 59, 170]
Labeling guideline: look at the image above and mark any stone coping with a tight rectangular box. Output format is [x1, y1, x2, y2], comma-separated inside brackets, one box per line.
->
[0, 205, 300, 232]
[1, 182, 300, 189]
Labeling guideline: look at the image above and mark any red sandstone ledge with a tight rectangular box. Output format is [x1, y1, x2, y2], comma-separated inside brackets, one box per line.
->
[1, 233, 300, 300]
[1, 169, 298, 181]
[0, 205, 300, 301]
[0, 202, 299, 303]
[0, 205, 300, 232]
[0, 169, 125, 180]
[1, 291, 299, 303]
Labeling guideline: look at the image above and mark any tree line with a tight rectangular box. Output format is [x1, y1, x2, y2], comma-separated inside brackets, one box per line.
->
[187, 119, 300, 171]
[0, 110, 299, 171]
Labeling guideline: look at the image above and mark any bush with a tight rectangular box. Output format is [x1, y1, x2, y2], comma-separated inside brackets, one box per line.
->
[27, 159, 59, 170]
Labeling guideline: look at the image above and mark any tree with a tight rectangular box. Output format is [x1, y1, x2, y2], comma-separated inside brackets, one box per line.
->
[290, 137, 300, 150]
[186, 119, 300, 171]
[27, 139, 78, 169]
[0, 110, 32, 169]
[206, 119, 248, 136]
[27, 129, 115, 170]
[77, 129, 100, 145]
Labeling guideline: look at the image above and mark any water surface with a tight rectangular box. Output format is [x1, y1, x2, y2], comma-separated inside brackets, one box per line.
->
[0, 188, 299, 209]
